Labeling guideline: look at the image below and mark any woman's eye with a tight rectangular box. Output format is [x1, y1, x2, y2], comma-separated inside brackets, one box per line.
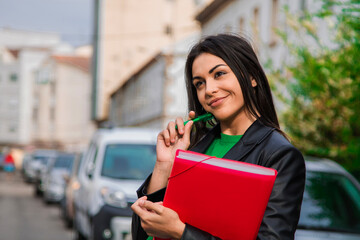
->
[214, 71, 225, 78]
[194, 81, 204, 89]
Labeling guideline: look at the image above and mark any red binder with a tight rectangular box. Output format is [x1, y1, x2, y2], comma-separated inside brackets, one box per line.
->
[157, 150, 277, 240]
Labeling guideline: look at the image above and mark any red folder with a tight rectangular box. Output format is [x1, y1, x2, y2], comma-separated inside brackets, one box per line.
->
[156, 150, 277, 240]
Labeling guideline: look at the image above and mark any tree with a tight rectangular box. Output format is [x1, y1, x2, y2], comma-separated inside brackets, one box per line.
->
[268, 0, 360, 177]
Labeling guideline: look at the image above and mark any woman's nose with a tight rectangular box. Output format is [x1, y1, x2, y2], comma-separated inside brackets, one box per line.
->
[205, 79, 218, 96]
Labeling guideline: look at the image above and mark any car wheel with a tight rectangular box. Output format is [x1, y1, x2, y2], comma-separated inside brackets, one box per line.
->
[34, 185, 42, 197]
[65, 216, 73, 229]
[75, 231, 87, 240]
[89, 222, 95, 240]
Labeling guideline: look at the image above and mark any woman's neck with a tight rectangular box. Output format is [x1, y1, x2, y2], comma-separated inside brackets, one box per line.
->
[220, 113, 256, 136]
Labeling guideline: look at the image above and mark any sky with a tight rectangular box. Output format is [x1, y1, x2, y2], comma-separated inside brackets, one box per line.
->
[0, 0, 93, 46]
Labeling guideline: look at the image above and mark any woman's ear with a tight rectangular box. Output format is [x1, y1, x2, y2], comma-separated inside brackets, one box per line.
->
[251, 78, 257, 87]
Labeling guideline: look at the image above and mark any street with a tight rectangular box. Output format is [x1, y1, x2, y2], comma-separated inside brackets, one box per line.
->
[0, 171, 73, 240]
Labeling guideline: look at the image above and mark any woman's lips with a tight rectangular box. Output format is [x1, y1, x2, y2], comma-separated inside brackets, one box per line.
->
[208, 95, 228, 107]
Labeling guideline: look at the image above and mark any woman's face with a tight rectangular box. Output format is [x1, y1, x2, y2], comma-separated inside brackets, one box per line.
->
[192, 53, 247, 123]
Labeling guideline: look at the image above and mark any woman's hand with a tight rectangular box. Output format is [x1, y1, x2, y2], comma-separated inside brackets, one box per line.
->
[156, 111, 195, 164]
[147, 111, 195, 194]
[131, 196, 185, 240]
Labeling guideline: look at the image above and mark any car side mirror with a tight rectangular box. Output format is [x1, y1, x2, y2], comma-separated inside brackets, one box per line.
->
[86, 162, 95, 179]
[63, 173, 70, 184]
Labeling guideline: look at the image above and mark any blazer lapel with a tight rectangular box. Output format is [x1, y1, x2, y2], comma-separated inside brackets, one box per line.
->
[190, 120, 275, 162]
[223, 120, 275, 162]
[190, 124, 221, 153]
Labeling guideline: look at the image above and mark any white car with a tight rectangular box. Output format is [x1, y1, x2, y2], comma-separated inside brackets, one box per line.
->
[295, 156, 360, 239]
[43, 152, 75, 203]
[74, 127, 158, 240]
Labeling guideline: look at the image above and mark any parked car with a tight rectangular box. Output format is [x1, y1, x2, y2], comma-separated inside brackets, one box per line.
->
[23, 149, 58, 184]
[295, 156, 360, 239]
[42, 152, 76, 203]
[0, 152, 4, 170]
[21, 153, 33, 180]
[74, 128, 158, 240]
[60, 152, 84, 228]
[32, 150, 59, 196]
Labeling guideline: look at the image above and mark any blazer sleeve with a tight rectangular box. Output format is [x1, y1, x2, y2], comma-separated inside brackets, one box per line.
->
[131, 174, 167, 240]
[258, 145, 305, 240]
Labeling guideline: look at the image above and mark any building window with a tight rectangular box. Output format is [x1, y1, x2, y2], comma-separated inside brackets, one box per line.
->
[270, 0, 279, 47]
[300, 0, 307, 11]
[50, 81, 56, 94]
[239, 17, 245, 34]
[10, 73, 18, 82]
[9, 125, 17, 133]
[50, 107, 55, 121]
[164, 24, 173, 36]
[225, 24, 232, 33]
[252, 7, 260, 51]
[33, 107, 38, 121]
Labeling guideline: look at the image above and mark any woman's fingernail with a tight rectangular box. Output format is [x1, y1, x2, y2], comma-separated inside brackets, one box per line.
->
[139, 200, 144, 206]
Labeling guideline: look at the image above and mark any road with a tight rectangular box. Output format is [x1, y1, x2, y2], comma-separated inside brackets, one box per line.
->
[0, 171, 73, 240]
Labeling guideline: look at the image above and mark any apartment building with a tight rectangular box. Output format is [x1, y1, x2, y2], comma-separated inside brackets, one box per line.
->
[109, 34, 199, 129]
[92, 0, 203, 122]
[0, 28, 63, 146]
[33, 48, 96, 151]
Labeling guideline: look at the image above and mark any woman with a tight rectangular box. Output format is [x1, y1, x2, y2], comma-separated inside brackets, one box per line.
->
[4, 150, 15, 173]
[131, 34, 305, 240]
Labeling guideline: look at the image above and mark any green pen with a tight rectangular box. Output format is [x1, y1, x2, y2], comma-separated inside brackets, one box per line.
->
[175, 112, 214, 130]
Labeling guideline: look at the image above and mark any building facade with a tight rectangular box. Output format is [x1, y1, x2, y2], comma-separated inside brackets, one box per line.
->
[0, 29, 95, 151]
[0, 28, 63, 146]
[33, 51, 96, 151]
[109, 34, 198, 129]
[92, 0, 203, 122]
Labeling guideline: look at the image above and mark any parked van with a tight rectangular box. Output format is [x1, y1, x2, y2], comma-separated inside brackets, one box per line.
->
[74, 128, 158, 240]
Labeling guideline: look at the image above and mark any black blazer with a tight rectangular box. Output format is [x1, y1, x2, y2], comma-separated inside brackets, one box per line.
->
[132, 120, 306, 240]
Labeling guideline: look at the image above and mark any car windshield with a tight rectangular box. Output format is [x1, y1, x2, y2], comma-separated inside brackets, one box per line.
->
[33, 155, 53, 165]
[101, 144, 156, 180]
[53, 154, 75, 170]
[298, 171, 360, 234]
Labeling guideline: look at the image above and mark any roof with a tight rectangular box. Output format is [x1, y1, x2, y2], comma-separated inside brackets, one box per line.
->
[8, 49, 20, 58]
[304, 156, 348, 175]
[195, 0, 233, 25]
[110, 52, 163, 97]
[52, 55, 91, 73]
[91, 127, 159, 145]
[7, 47, 50, 59]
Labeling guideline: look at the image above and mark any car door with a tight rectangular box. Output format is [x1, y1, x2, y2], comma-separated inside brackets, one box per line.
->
[76, 140, 99, 237]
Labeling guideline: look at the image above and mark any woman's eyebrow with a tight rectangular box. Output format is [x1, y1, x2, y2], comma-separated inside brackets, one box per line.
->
[192, 64, 227, 81]
[209, 64, 226, 74]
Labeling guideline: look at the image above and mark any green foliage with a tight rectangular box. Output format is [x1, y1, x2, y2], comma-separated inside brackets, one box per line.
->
[268, 0, 360, 174]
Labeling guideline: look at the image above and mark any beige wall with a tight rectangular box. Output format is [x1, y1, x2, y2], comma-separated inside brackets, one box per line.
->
[96, 0, 200, 120]
[33, 58, 95, 151]
[54, 63, 95, 149]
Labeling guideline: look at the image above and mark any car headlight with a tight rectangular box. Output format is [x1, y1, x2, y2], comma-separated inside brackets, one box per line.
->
[71, 180, 80, 190]
[100, 187, 128, 208]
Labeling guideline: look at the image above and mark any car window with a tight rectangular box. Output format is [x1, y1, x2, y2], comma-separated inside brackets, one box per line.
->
[298, 171, 360, 234]
[84, 142, 98, 179]
[33, 156, 53, 166]
[101, 144, 156, 180]
[53, 154, 75, 170]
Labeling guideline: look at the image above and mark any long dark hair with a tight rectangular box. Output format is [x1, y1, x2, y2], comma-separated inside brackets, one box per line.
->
[185, 34, 286, 147]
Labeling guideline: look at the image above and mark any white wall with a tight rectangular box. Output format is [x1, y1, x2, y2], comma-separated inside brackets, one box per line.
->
[0, 60, 20, 143]
[0, 28, 61, 49]
[110, 35, 199, 129]
[18, 49, 50, 144]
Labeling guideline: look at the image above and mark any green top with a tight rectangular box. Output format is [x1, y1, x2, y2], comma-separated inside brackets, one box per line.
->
[204, 133, 243, 158]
